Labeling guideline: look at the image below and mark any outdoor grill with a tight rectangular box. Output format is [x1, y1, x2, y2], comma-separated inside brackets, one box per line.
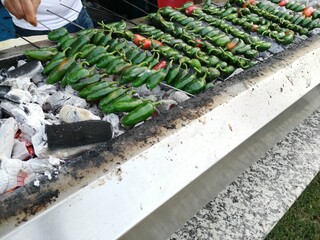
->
[1, 0, 320, 239]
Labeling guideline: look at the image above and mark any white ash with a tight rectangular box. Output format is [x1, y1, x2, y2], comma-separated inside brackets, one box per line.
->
[168, 91, 190, 103]
[17, 60, 27, 68]
[156, 99, 178, 113]
[59, 105, 100, 123]
[7, 66, 15, 72]
[44, 170, 52, 180]
[12, 140, 30, 160]
[43, 91, 89, 113]
[0, 117, 18, 159]
[5, 88, 32, 103]
[11, 104, 46, 142]
[33, 179, 40, 187]
[103, 114, 123, 137]
[2, 76, 32, 90]
[64, 85, 79, 96]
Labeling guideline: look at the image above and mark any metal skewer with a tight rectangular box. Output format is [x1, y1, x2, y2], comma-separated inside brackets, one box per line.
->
[47, 9, 85, 30]
[0, 21, 40, 49]
[160, 82, 195, 97]
[59, 3, 101, 23]
[37, 20, 52, 31]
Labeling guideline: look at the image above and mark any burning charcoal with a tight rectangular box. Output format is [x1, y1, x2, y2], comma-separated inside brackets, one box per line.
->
[17, 60, 27, 68]
[32, 126, 47, 159]
[2, 76, 32, 90]
[5, 89, 32, 103]
[0, 101, 17, 118]
[59, 105, 100, 123]
[7, 60, 43, 80]
[168, 91, 190, 103]
[0, 157, 56, 194]
[103, 114, 123, 137]
[12, 140, 30, 160]
[11, 103, 46, 143]
[0, 117, 18, 159]
[44, 91, 88, 113]
[156, 100, 178, 113]
[0, 68, 8, 81]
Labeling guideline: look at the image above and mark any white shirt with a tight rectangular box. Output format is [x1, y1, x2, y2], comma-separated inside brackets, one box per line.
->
[2, 0, 83, 30]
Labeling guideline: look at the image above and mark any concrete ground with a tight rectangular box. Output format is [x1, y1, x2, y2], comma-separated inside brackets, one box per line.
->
[170, 108, 320, 239]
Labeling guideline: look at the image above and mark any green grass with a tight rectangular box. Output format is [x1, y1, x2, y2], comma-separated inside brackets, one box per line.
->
[266, 172, 320, 240]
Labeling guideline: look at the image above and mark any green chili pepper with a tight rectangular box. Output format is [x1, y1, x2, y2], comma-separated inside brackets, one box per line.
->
[43, 57, 65, 75]
[174, 73, 196, 90]
[112, 98, 146, 112]
[188, 58, 202, 69]
[121, 102, 157, 126]
[86, 46, 108, 65]
[110, 62, 132, 75]
[58, 34, 72, 46]
[72, 73, 103, 91]
[86, 86, 121, 101]
[120, 66, 150, 84]
[105, 57, 127, 75]
[60, 59, 88, 87]
[100, 93, 135, 114]
[184, 73, 207, 94]
[92, 31, 105, 45]
[67, 67, 94, 86]
[98, 88, 128, 108]
[48, 27, 68, 41]
[78, 44, 96, 59]
[165, 62, 182, 84]
[99, 32, 113, 46]
[24, 47, 58, 61]
[132, 51, 148, 65]
[79, 81, 117, 98]
[206, 67, 220, 81]
[254, 41, 272, 51]
[146, 61, 173, 90]
[132, 69, 154, 87]
[46, 57, 76, 84]
[67, 35, 91, 57]
[43, 47, 70, 75]
[60, 37, 77, 51]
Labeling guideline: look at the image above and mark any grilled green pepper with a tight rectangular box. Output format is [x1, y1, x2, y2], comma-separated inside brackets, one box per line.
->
[67, 35, 91, 57]
[86, 86, 121, 101]
[72, 73, 103, 91]
[24, 47, 58, 61]
[121, 102, 157, 126]
[46, 56, 76, 84]
[98, 88, 128, 108]
[79, 81, 117, 98]
[112, 98, 146, 112]
[48, 27, 68, 41]
[132, 69, 154, 87]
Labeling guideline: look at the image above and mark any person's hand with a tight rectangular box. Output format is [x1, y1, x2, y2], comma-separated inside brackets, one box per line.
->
[3, 0, 41, 26]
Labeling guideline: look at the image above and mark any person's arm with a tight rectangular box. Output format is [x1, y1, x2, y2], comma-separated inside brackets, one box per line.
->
[2, 0, 41, 26]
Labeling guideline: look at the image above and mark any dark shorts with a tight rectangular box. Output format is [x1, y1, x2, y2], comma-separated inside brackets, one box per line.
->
[14, 7, 94, 37]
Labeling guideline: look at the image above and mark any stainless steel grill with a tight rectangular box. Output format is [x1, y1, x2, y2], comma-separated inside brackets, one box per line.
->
[1, 1, 320, 239]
